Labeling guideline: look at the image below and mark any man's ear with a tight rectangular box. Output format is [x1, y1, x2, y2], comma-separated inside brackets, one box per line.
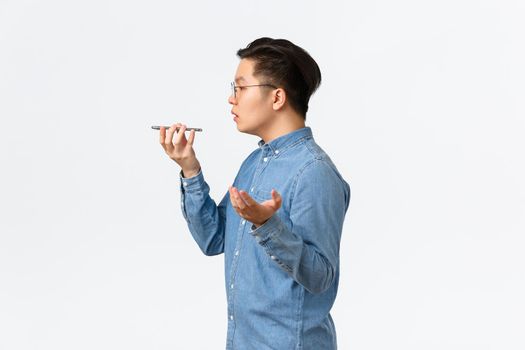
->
[272, 88, 286, 111]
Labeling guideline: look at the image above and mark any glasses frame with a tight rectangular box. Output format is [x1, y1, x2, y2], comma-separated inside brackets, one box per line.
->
[231, 81, 278, 99]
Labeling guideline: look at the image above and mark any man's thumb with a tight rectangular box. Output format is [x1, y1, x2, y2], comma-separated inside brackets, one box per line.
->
[272, 189, 282, 204]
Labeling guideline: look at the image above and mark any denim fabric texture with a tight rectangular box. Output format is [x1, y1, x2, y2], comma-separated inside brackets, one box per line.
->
[179, 127, 351, 349]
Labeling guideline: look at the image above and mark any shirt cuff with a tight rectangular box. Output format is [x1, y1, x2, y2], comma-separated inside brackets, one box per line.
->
[179, 168, 205, 192]
[249, 214, 283, 243]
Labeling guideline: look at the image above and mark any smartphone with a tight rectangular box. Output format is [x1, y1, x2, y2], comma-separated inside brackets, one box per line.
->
[151, 126, 203, 132]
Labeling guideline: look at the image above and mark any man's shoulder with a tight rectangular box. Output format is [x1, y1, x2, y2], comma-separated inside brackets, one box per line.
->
[285, 138, 336, 171]
[293, 140, 349, 189]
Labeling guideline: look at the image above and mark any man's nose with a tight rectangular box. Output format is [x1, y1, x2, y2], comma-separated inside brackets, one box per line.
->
[228, 95, 236, 105]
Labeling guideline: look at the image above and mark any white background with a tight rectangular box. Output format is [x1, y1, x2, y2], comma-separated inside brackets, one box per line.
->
[1, 0, 524, 349]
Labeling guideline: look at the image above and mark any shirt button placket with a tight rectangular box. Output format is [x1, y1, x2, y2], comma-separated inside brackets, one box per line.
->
[229, 218, 246, 327]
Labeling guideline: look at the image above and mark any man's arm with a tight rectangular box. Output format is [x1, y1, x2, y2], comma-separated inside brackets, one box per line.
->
[180, 168, 229, 256]
[158, 123, 228, 256]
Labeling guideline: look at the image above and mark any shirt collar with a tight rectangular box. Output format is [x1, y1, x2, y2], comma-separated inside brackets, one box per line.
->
[257, 126, 313, 153]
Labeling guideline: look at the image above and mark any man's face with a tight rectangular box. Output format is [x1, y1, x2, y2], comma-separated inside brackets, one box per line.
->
[228, 58, 275, 136]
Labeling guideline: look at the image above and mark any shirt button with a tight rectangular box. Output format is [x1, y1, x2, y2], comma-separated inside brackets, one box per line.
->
[270, 255, 277, 260]
[241, 219, 245, 225]
[230, 315, 234, 320]
[275, 150, 279, 154]
[250, 187, 254, 192]
[235, 250, 239, 256]
[230, 284, 234, 289]
[183, 181, 188, 186]
[263, 157, 268, 162]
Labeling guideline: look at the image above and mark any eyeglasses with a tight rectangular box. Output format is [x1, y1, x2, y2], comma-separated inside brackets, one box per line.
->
[230, 81, 278, 99]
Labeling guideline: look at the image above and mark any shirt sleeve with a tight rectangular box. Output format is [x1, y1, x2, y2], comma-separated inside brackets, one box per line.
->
[180, 168, 229, 256]
[249, 160, 351, 294]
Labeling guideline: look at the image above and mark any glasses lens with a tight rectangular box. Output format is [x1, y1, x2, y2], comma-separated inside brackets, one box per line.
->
[231, 82, 235, 98]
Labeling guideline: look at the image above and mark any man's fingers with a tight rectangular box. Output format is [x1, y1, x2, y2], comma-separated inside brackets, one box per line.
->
[173, 124, 187, 145]
[187, 129, 196, 146]
[159, 126, 166, 145]
[229, 186, 238, 209]
[239, 190, 257, 207]
[229, 186, 250, 211]
[233, 188, 246, 209]
[165, 123, 179, 146]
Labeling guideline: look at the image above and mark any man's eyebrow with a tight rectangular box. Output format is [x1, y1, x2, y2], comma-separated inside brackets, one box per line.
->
[235, 76, 246, 83]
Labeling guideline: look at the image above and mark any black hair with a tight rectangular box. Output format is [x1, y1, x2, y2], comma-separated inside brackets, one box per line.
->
[236, 37, 322, 120]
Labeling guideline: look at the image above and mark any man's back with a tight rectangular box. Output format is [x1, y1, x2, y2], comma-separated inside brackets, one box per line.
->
[179, 127, 351, 349]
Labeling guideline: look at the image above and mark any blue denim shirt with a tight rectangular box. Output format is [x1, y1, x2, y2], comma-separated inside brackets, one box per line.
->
[179, 126, 351, 350]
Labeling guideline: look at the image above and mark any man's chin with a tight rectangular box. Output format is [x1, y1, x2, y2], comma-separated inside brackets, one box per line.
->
[235, 124, 256, 136]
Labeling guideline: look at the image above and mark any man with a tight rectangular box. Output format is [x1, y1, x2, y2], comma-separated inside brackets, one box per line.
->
[159, 37, 351, 350]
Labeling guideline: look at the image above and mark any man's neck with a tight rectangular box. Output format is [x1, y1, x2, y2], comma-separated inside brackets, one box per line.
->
[259, 114, 306, 144]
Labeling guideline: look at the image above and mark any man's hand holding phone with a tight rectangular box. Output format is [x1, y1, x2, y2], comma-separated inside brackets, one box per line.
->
[159, 123, 201, 178]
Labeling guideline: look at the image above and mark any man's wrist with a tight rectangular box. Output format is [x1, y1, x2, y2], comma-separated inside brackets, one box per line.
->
[252, 217, 269, 228]
[181, 166, 201, 178]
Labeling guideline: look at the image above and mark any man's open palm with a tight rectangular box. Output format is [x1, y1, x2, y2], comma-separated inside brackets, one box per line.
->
[228, 186, 282, 227]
